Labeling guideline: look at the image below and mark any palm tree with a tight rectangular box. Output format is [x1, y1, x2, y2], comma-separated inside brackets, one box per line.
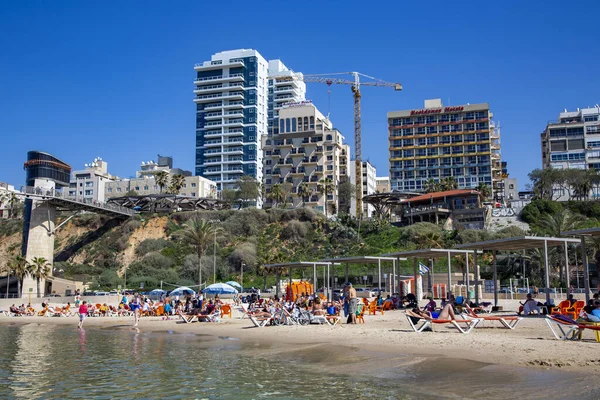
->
[268, 184, 285, 208]
[29, 257, 50, 298]
[154, 171, 169, 194]
[297, 183, 312, 207]
[476, 183, 492, 200]
[178, 218, 214, 288]
[10, 255, 29, 298]
[424, 179, 440, 193]
[317, 177, 335, 219]
[415, 232, 444, 249]
[167, 174, 186, 195]
[440, 177, 458, 191]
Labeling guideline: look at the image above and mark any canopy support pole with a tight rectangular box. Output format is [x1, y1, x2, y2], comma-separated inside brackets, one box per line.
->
[313, 263, 317, 298]
[392, 259, 396, 295]
[327, 263, 330, 301]
[465, 253, 470, 300]
[345, 263, 349, 284]
[429, 258, 434, 298]
[582, 238, 591, 303]
[276, 269, 281, 298]
[543, 239, 551, 305]
[447, 251, 452, 292]
[474, 251, 479, 304]
[413, 258, 418, 297]
[493, 250, 498, 307]
[564, 241, 570, 295]
[378, 259, 382, 294]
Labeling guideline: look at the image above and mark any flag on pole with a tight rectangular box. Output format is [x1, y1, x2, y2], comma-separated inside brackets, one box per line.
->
[418, 262, 429, 275]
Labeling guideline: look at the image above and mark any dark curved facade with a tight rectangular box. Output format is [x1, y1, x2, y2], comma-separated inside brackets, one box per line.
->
[24, 151, 71, 188]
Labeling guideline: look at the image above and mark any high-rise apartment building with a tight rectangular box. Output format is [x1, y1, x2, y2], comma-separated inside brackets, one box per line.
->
[268, 60, 306, 137]
[388, 99, 502, 197]
[194, 50, 306, 203]
[541, 105, 600, 170]
[262, 102, 349, 215]
[349, 160, 376, 218]
[194, 49, 269, 194]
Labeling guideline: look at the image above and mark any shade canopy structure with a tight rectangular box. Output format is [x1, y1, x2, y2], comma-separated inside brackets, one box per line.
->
[168, 286, 196, 297]
[264, 261, 335, 299]
[456, 236, 581, 305]
[318, 256, 404, 296]
[225, 281, 243, 291]
[202, 283, 238, 295]
[383, 249, 481, 303]
[561, 228, 600, 303]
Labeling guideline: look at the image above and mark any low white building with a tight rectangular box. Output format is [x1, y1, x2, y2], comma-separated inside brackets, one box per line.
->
[65, 157, 115, 203]
[0, 182, 23, 218]
[376, 176, 390, 193]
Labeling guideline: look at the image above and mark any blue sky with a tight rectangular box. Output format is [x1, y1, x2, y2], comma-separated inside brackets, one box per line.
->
[1, 1, 599, 190]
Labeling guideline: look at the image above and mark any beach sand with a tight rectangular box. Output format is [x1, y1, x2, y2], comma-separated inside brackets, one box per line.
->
[3, 302, 600, 376]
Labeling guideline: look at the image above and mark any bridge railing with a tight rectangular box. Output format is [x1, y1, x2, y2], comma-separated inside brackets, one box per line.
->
[20, 186, 134, 216]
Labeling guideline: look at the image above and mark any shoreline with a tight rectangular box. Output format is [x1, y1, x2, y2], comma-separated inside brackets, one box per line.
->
[3, 308, 600, 375]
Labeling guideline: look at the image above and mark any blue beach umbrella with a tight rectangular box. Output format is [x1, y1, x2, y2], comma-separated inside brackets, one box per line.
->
[203, 283, 238, 295]
[169, 286, 197, 297]
[225, 281, 242, 291]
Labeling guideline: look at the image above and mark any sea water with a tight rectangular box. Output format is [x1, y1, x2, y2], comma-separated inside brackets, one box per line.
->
[0, 323, 598, 399]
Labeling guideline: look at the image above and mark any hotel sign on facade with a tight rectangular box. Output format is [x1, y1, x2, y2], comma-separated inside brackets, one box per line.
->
[410, 106, 465, 116]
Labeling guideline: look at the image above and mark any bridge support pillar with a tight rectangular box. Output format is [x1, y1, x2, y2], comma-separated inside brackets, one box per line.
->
[21, 180, 56, 298]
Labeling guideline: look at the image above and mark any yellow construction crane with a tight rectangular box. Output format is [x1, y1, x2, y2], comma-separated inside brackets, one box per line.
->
[273, 72, 402, 217]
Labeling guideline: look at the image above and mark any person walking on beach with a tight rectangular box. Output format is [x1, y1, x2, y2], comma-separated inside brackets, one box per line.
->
[130, 295, 141, 327]
[346, 283, 358, 324]
[78, 301, 88, 329]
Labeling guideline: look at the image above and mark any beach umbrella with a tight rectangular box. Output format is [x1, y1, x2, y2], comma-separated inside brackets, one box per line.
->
[203, 283, 238, 295]
[169, 286, 197, 296]
[225, 281, 242, 291]
[149, 289, 166, 295]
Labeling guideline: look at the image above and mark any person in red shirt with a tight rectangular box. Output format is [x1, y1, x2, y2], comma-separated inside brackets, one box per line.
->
[78, 301, 88, 329]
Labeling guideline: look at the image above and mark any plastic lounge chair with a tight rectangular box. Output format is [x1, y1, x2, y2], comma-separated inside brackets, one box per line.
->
[550, 300, 570, 316]
[178, 311, 198, 323]
[463, 306, 523, 329]
[564, 301, 585, 320]
[249, 315, 272, 328]
[220, 304, 232, 319]
[545, 314, 600, 342]
[325, 314, 341, 326]
[356, 303, 365, 323]
[406, 310, 481, 334]
[309, 313, 329, 324]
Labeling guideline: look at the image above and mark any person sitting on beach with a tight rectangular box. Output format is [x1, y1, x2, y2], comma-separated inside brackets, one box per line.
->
[312, 298, 326, 316]
[19, 304, 26, 314]
[205, 300, 216, 315]
[424, 297, 437, 313]
[567, 294, 576, 306]
[26, 304, 35, 316]
[99, 303, 109, 316]
[518, 294, 541, 316]
[9, 304, 21, 316]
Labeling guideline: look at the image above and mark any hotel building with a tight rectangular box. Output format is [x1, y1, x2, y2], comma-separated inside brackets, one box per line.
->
[388, 99, 502, 197]
[262, 102, 350, 215]
[66, 157, 115, 203]
[541, 105, 600, 170]
[194, 50, 305, 201]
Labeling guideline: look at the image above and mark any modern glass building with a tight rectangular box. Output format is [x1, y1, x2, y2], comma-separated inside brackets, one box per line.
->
[388, 99, 502, 197]
[194, 49, 269, 192]
[23, 150, 71, 188]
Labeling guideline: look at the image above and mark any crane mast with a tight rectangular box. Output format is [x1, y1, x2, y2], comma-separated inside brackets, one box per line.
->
[270, 71, 402, 218]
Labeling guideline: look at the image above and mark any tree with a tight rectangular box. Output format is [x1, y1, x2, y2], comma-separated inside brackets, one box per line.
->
[268, 184, 285, 208]
[424, 179, 440, 193]
[317, 177, 335, 219]
[10, 255, 29, 298]
[414, 232, 444, 249]
[154, 171, 169, 194]
[337, 181, 355, 214]
[236, 175, 260, 208]
[178, 218, 214, 288]
[221, 189, 240, 207]
[439, 177, 458, 191]
[167, 174, 186, 195]
[125, 190, 139, 196]
[297, 183, 312, 207]
[476, 183, 492, 200]
[29, 257, 50, 298]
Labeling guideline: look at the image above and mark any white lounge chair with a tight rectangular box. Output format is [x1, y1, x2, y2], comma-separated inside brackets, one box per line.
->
[406, 310, 481, 334]
[249, 315, 272, 328]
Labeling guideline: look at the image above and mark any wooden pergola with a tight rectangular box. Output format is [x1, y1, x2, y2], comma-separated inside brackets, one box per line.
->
[456, 236, 581, 306]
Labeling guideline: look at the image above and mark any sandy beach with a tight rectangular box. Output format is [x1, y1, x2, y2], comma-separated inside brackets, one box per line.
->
[3, 300, 599, 376]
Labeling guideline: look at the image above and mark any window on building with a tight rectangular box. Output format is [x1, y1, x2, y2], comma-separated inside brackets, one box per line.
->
[144, 186, 148, 190]
[303, 117, 309, 130]
[134, 186, 139, 191]
[117, 188, 122, 192]
[279, 119, 285, 132]
[286, 118, 291, 132]
[310, 116, 315, 129]
[292, 118, 296, 132]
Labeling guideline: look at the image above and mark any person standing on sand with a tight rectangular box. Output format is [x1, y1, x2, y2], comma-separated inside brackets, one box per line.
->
[130, 295, 141, 327]
[346, 283, 358, 324]
[78, 301, 88, 329]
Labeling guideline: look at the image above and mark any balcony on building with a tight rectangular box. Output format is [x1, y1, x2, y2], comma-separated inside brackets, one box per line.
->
[204, 112, 223, 120]
[194, 73, 245, 85]
[222, 101, 244, 110]
[194, 59, 245, 72]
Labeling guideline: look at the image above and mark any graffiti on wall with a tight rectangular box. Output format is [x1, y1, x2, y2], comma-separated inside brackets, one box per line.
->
[491, 208, 516, 217]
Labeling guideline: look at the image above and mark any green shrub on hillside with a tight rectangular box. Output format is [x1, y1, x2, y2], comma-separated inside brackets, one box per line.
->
[521, 200, 563, 224]
[136, 238, 170, 256]
[0, 219, 22, 238]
